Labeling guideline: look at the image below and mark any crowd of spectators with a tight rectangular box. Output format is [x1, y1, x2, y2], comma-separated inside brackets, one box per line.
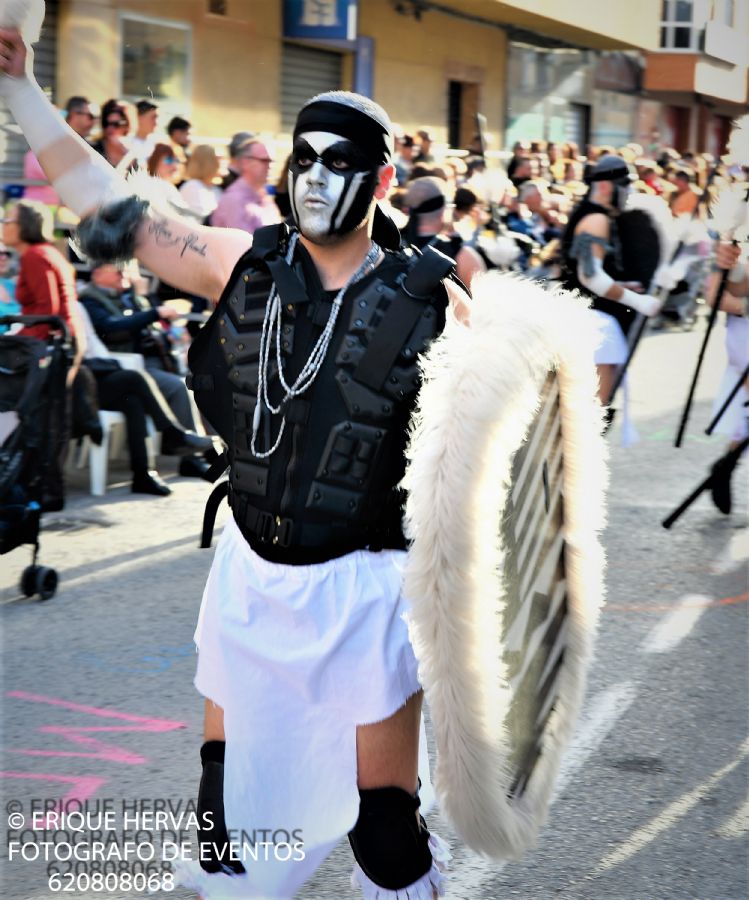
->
[1, 93, 746, 504]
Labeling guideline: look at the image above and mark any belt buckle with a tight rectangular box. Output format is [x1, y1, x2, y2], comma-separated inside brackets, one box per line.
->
[256, 511, 274, 543]
[276, 517, 293, 548]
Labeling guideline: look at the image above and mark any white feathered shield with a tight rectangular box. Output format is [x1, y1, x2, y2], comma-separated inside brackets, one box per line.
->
[402, 272, 608, 859]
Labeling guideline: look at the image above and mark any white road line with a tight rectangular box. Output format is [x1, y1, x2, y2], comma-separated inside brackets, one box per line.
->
[639, 594, 710, 655]
[555, 681, 638, 795]
[711, 528, 749, 575]
[715, 795, 749, 839]
[596, 738, 749, 871]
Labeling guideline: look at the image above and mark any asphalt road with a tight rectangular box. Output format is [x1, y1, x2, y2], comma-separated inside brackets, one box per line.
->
[1, 312, 746, 900]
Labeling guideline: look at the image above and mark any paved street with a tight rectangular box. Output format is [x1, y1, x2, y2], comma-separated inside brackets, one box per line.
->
[1, 311, 747, 900]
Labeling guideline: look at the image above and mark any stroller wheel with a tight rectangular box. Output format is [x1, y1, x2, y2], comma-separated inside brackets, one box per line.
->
[20, 565, 58, 601]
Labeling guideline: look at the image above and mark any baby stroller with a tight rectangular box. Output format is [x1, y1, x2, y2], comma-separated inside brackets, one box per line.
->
[0, 315, 72, 600]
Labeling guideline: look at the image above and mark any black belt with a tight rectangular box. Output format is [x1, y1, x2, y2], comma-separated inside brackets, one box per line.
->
[233, 494, 404, 566]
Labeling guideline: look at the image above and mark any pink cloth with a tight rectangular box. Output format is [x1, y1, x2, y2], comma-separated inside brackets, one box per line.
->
[23, 151, 60, 205]
[211, 178, 280, 234]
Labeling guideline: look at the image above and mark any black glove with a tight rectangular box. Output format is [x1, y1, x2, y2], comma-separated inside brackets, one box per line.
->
[197, 741, 245, 875]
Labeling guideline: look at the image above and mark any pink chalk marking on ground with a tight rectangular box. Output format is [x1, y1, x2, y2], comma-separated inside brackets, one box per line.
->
[0, 772, 108, 810]
[2, 692, 188, 821]
[5, 691, 186, 730]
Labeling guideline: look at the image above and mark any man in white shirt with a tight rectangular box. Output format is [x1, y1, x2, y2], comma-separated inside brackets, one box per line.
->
[129, 99, 159, 166]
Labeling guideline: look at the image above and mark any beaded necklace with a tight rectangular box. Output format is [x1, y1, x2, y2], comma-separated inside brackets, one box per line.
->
[251, 232, 382, 458]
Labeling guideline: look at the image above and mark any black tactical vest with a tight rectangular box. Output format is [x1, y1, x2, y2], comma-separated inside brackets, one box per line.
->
[560, 199, 636, 337]
[188, 224, 453, 565]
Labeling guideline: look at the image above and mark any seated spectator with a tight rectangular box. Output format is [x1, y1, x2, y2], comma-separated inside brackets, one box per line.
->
[92, 99, 131, 168]
[78, 262, 210, 479]
[75, 303, 213, 495]
[635, 159, 664, 196]
[517, 180, 565, 243]
[506, 141, 531, 180]
[394, 134, 415, 186]
[146, 144, 198, 219]
[130, 99, 160, 166]
[179, 145, 222, 221]
[167, 115, 192, 166]
[0, 244, 19, 333]
[211, 137, 280, 234]
[414, 128, 435, 165]
[668, 168, 699, 217]
[220, 131, 255, 191]
[509, 156, 533, 189]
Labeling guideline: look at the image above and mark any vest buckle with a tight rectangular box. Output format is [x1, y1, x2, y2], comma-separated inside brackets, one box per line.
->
[256, 511, 294, 547]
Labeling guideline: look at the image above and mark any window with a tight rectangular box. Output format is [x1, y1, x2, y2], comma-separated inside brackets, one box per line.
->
[208, 0, 227, 13]
[660, 0, 699, 49]
[711, 0, 734, 25]
[120, 14, 192, 115]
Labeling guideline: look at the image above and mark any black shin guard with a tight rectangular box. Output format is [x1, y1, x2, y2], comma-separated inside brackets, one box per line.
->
[348, 787, 433, 891]
[197, 741, 245, 875]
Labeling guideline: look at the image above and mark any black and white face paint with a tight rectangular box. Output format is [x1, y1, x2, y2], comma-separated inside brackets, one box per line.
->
[288, 130, 379, 243]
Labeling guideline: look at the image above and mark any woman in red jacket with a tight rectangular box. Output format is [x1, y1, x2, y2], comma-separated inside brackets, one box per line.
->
[2, 199, 83, 376]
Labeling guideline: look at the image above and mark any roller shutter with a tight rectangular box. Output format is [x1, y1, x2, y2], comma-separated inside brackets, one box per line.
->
[281, 43, 342, 133]
[0, 0, 58, 187]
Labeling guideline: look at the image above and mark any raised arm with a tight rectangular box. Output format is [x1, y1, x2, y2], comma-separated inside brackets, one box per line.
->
[0, 27, 251, 302]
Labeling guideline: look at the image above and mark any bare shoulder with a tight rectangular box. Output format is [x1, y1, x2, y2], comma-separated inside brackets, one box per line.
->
[445, 277, 471, 326]
[574, 212, 609, 238]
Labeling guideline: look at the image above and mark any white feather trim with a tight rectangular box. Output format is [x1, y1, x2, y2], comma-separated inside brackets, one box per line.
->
[711, 184, 749, 242]
[0, 0, 44, 42]
[351, 833, 451, 899]
[402, 271, 608, 860]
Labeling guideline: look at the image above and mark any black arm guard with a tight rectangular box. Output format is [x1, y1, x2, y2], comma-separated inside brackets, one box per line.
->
[197, 740, 245, 875]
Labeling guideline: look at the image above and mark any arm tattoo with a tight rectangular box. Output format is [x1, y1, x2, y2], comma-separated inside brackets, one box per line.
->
[148, 217, 208, 259]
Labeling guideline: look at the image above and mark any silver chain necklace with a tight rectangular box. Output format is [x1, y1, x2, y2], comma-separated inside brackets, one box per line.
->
[251, 232, 382, 458]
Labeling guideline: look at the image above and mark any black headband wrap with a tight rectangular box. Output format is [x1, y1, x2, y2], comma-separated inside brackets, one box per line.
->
[412, 194, 446, 215]
[586, 163, 633, 185]
[294, 101, 393, 167]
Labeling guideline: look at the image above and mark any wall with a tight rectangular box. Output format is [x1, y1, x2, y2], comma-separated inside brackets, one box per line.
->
[358, 4, 507, 153]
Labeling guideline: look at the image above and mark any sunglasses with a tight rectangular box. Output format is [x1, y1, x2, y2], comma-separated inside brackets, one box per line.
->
[0, 250, 11, 257]
[105, 119, 128, 128]
[163, 157, 179, 165]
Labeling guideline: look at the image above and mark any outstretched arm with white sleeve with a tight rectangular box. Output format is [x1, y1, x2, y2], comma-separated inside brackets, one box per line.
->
[0, 25, 252, 302]
[571, 213, 662, 317]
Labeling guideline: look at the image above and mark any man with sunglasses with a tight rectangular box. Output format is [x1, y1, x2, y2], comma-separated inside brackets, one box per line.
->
[211, 137, 281, 234]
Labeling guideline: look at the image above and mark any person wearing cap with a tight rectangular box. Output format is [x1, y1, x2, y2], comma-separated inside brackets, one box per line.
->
[559, 153, 662, 406]
[404, 175, 486, 288]
[0, 23, 470, 894]
[219, 130, 254, 191]
[129, 99, 159, 166]
[210, 136, 281, 234]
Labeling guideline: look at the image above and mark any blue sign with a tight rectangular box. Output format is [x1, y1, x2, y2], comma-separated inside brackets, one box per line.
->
[283, 0, 358, 42]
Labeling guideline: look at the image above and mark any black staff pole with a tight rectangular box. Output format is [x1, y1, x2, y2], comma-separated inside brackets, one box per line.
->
[705, 362, 749, 436]
[673, 260, 735, 448]
[662, 435, 749, 529]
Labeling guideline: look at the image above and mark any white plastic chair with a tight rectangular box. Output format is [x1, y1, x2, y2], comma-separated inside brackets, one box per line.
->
[76, 352, 159, 496]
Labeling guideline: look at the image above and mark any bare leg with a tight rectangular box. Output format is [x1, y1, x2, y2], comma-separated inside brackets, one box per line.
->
[597, 363, 617, 406]
[356, 690, 422, 792]
[204, 699, 225, 742]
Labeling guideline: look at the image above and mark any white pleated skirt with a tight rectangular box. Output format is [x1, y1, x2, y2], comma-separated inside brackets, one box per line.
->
[178, 517, 437, 899]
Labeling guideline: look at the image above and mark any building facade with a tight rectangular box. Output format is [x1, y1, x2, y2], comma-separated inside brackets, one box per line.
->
[2, 1, 744, 186]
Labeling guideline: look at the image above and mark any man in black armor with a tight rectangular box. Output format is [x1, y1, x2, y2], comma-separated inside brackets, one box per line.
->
[1, 16, 464, 891]
[186, 92, 464, 899]
[559, 154, 661, 405]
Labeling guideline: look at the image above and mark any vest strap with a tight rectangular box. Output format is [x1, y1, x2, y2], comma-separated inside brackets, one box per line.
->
[353, 246, 454, 392]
